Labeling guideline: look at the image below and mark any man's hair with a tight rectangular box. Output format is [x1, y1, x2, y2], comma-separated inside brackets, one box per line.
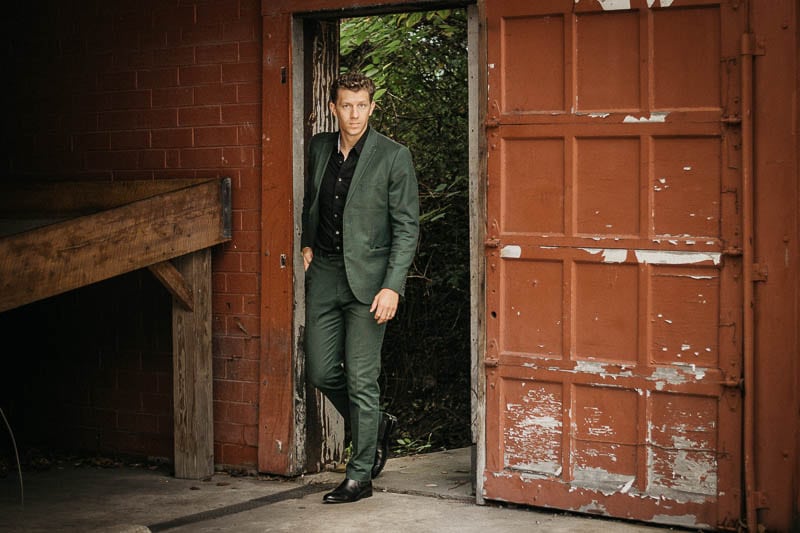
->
[329, 71, 376, 103]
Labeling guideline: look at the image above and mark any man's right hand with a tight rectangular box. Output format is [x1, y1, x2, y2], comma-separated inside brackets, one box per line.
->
[302, 247, 314, 271]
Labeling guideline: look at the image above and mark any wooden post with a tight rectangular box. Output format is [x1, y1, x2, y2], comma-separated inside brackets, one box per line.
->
[172, 249, 214, 479]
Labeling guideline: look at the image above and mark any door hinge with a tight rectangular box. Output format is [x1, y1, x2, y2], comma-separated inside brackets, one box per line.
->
[484, 238, 501, 248]
[742, 33, 766, 57]
[484, 357, 499, 368]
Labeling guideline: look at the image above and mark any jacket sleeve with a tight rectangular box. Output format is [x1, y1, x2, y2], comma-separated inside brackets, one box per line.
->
[381, 146, 420, 296]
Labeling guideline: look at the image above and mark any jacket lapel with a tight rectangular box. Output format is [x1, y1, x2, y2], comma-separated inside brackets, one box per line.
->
[346, 129, 377, 207]
[313, 134, 337, 191]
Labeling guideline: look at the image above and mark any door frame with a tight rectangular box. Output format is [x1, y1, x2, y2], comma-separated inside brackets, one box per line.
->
[260, 0, 486, 484]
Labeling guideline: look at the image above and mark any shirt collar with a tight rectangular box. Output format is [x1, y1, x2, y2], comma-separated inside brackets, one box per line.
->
[338, 126, 370, 157]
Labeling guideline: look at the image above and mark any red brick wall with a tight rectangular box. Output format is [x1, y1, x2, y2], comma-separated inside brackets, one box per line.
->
[3, 0, 263, 469]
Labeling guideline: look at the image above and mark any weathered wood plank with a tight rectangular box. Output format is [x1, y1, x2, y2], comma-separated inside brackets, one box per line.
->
[0, 179, 212, 218]
[172, 249, 214, 479]
[0, 178, 230, 313]
[149, 261, 194, 311]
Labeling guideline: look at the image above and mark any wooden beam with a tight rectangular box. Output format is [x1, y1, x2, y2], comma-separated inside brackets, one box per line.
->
[0, 178, 231, 313]
[148, 261, 194, 311]
[172, 249, 213, 479]
[0, 179, 213, 218]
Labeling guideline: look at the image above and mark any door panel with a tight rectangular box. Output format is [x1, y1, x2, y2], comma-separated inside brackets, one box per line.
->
[483, 1, 744, 528]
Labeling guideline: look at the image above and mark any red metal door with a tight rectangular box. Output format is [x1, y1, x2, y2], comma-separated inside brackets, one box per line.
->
[483, 0, 745, 528]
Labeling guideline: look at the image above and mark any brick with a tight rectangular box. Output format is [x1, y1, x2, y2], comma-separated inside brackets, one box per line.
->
[230, 230, 259, 252]
[196, 0, 240, 25]
[213, 293, 244, 314]
[153, 6, 195, 30]
[115, 49, 155, 70]
[227, 314, 258, 339]
[216, 335, 244, 357]
[222, 62, 260, 83]
[140, 150, 166, 169]
[241, 381, 259, 403]
[85, 149, 139, 170]
[140, 31, 168, 50]
[118, 412, 158, 433]
[138, 67, 179, 89]
[221, 103, 259, 125]
[223, 22, 256, 42]
[226, 272, 257, 294]
[154, 45, 196, 67]
[153, 87, 194, 107]
[213, 401, 227, 422]
[236, 81, 259, 104]
[139, 108, 178, 128]
[226, 358, 259, 383]
[212, 272, 227, 292]
[180, 64, 222, 85]
[214, 379, 243, 402]
[101, 70, 137, 91]
[151, 128, 193, 148]
[110, 130, 150, 149]
[219, 443, 257, 467]
[239, 210, 260, 231]
[99, 110, 139, 130]
[178, 106, 220, 126]
[213, 313, 228, 337]
[195, 126, 237, 147]
[113, 170, 154, 180]
[243, 426, 258, 448]
[243, 297, 259, 320]
[157, 372, 172, 394]
[141, 393, 171, 414]
[197, 43, 238, 64]
[153, 169, 196, 179]
[74, 132, 110, 151]
[195, 84, 237, 105]
[213, 356, 228, 379]
[239, 42, 259, 62]
[166, 149, 180, 167]
[222, 146, 253, 167]
[224, 401, 257, 425]
[110, 90, 151, 110]
[212, 251, 243, 272]
[118, 370, 159, 393]
[181, 147, 222, 167]
[181, 23, 223, 45]
[240, 252, 259, 273]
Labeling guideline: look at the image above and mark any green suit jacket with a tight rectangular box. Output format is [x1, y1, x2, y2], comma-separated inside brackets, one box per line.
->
[301, 128, 420, 304]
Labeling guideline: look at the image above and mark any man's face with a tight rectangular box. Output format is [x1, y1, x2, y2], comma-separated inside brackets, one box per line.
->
[330, 88, 375, 139]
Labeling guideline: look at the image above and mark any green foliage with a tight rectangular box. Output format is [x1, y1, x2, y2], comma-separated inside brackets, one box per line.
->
[341, 10, 470, 455]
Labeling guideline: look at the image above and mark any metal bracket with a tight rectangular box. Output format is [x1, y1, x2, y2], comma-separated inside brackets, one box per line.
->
[742, 34, 766, 57]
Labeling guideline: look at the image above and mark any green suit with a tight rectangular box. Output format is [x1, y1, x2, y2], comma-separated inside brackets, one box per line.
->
[302, 129, 419, 302]
[302, 128, 419, 481]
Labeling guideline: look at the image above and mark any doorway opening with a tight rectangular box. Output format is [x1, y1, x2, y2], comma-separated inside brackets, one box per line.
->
[292, 4, 482, 475]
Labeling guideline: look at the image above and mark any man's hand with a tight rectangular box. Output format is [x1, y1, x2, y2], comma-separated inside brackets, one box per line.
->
[370, 288, 399, 325]
[302, 247, 314, 271]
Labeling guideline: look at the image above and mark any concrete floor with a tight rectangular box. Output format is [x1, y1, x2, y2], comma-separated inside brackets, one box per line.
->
[0, 448, 675, 533]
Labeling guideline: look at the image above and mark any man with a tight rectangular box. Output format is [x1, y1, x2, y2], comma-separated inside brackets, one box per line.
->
[301, 72, 419, 504]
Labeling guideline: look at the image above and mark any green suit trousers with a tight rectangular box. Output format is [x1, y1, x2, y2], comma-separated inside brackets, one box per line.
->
[304, 254, 386, 482]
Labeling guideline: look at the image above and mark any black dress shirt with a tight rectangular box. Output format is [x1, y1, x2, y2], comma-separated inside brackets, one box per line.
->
[314, 128, 369, 256]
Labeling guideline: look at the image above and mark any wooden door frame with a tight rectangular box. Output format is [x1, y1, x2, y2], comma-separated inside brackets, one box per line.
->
[259, 0, 485, 481]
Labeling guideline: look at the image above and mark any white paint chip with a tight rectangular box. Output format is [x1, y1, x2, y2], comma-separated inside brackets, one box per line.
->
[500, 245, 522, 258]
[597, 0, 631, 9]
[623, 112, 668, 123]
[634, 250, 721, 266]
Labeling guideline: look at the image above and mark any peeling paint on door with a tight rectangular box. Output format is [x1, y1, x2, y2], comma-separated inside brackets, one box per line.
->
[484, 0, 743, 528]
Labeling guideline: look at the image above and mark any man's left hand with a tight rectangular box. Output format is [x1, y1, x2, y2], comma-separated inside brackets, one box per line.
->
[370, 288, 399, 325]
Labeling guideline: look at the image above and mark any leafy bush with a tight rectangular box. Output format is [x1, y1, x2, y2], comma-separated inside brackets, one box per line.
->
[341, 10, 471, 454]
